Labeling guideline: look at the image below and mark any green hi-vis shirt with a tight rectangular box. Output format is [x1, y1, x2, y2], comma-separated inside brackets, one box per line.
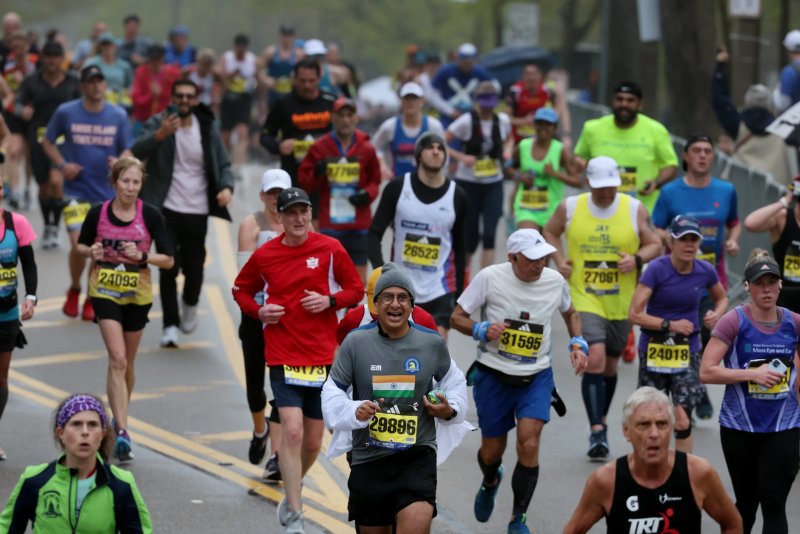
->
[574, 114, 678, 213]
[330, 322, 451, 465]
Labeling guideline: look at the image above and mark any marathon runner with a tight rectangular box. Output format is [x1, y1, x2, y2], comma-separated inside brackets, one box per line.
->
[219, 33, 257, 174]
[259, 24, 298, 113]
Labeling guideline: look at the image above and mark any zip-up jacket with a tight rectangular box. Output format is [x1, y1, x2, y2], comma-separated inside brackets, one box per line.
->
[0, 454, 152, 533]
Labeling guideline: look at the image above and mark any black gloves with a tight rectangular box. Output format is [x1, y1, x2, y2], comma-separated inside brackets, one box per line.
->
[348, 189, 371, 207]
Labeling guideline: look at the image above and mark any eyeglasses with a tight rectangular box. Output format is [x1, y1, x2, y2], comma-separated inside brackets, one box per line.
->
[173, 93, 196, 100]
[378, 292, 411, 305]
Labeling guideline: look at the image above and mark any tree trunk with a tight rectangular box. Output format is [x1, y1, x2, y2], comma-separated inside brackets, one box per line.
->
[659, 0, 717, 137]
[605, 0, 641, 104]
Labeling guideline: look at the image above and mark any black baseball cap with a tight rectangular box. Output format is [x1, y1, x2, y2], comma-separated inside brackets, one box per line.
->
[682, 133, 714, 170]
[277, 187, 312, 212]
[614, 81, 643, 99]
[80, 65, 105, 83]
[279, 24, 295, 35]
[744, 259, 781, 283]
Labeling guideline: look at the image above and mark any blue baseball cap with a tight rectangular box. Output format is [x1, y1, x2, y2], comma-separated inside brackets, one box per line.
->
[533, 107, 558, 124]
[668, 215, 703, 239]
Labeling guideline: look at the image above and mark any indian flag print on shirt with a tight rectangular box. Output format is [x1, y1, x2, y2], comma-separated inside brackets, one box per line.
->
[372, 375, 416, 399]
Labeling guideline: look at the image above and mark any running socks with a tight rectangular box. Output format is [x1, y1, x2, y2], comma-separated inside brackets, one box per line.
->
[477, 450, 502, 486]
[511, 463, 539, 516]
[0, 384, 7, 419]
[603, 374, 618, 417]
[582, 373, 605, 426]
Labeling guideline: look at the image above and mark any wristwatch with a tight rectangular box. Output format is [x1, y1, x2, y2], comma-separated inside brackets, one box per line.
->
[661, 318, 671, 332]
[445, 408, 458, 421]
[329, 296, 336, 309]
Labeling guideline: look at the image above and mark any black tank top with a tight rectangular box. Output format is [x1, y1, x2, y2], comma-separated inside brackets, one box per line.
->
[606, 451, 701, 534]
[772, 205, 800, 312]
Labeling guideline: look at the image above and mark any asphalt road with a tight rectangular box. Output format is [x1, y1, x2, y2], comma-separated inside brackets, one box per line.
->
[1, 165, 797, 533]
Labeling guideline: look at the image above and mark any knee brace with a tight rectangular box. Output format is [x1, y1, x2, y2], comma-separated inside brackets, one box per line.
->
[674, 426, 692, 440]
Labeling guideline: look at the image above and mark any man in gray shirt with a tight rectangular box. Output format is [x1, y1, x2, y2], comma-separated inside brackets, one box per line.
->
[322, 262, 467, 533]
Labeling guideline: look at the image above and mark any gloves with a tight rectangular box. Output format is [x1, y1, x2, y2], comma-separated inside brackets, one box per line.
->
[348, 189, 371, 207]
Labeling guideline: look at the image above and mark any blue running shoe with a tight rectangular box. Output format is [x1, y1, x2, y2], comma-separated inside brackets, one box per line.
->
[114, 429, 134, 462]
[474, 464, 504, 522]
[508, 513, 531, 534]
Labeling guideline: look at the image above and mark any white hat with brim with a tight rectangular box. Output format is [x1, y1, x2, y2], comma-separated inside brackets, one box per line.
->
[586, 156, 622, 188]
[507, 229, 556, 260]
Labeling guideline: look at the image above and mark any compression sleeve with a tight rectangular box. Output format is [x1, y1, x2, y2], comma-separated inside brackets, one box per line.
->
[367, 177, 403, 267]
[18, 246, 37, 297]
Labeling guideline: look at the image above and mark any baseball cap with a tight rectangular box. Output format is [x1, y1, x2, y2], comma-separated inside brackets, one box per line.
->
[507, 229, 556, 261]
[614, 81, 643, 99]
[147, 43, 167, 60]
[261, 169, 292, 193]
[783, 30, 800, 52]
[399, 82, 424, 98]
[279, 24, 295, 35]
[668, 215, 703, 239]
[533, 107, 558, 124]
[333, 97, 356, 113]
[277, 187, 312, 212]
[97, 32, 115, 45]
[586, 156, 622, 188]
[42, 41, 64, 57]
[457, 43, 477, 60]
[303, 38, 327, 57]
[744, 84, 772, 111]
[744, 258, 781, 282]
[170, 25, 189, 38]
[80, 65, 105, 83]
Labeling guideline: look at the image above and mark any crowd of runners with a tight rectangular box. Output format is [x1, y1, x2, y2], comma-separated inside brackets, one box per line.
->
[0, 9, 799, 534]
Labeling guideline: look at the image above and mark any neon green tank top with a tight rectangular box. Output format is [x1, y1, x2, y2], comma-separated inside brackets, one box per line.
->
[513, 138, 563, 227]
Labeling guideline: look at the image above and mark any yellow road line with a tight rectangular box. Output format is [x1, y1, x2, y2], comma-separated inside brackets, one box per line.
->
[9, 371, 352, 533]
[204, 285, 246, 391]
[191, 430, 252, 443]
[14, 341, 216, 368]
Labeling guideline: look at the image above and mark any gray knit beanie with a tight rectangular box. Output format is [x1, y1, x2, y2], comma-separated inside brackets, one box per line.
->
[414, 132, 447, 164]
[373, 262, 416, 305]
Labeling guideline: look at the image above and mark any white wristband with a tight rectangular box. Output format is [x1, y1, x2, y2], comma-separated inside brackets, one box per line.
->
[779, 197, 789, 209]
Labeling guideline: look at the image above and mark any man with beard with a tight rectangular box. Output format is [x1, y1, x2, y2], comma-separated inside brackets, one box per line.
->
[131, 79, 234, 348]
[368, 132, 466, 339]
[574, 81, 677, 214]
[260, 58, 335, 185]
[15, 41, 80, 247]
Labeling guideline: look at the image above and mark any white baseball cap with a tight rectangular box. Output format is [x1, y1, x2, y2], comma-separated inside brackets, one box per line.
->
[586, 156, 622, 188]
[261, 169, 292, 193]
[303, 38, 327, 57]
[399, 81, 424, 98]
[784, 30, 800, 52]
[457, 43, 477, 59]
[507, 229, 556, 261]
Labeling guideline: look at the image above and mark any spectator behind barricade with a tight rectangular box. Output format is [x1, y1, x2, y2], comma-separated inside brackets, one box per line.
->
[430, 43, 495, 128]
[185, 48, 221, 114]
[117, 14, 151, 69]
[711, 47, 797, 185]
[72, 21, 107, 70]
[165, 25, 196, 68]
[82, 32, 133, 109]
[130, 44, 180, 134]
[774, 29, 800, 113]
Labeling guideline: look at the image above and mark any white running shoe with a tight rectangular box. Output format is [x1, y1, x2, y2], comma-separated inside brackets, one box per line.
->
[180, 302, 198, 334]
[160, 326, 179, 348]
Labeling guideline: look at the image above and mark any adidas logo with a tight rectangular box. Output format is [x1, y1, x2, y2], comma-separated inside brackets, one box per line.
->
[663, 337, 675, 346]
[114, 264, 127, 272]
[518, 323, 531, 333]
[385, 405, 401, 414]
[598, 261, 609, 269]
[419, 236, 429, 245]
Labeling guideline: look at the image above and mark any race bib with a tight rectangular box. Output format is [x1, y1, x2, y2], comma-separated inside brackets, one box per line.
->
[275, 77, 292, 94]
[293, 139, 314, 162]
[583, 261, 620, 295]
[368, 412, 418, 450]
[63, 202, 91, 229]
[227, 76, 247, 93]
[498, 319, 544, 361]
[747, 359, 791, 400]
[516, 123, 536, 138]
[474, 158, 500, 179]
[38, 127, 65, 145]
[696, 247, 716, 266]
[645, 334, 690, 374]
[619, 167, 637, 195]
[784, 245, 800, 283]
[0, 267, 17, 289]
[402, 234, 441, 270]
[519, 187, 548, 211]
[283, 365, 327, 388]
[327, 161, 360, 185]
[97, 265, 140, 301]
[329, 186, 356, 224]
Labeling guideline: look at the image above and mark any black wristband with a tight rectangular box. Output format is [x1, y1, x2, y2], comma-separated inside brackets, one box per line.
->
[139, 251, 148, 267]
[634, 254, 643, 270]
[329, 296, 336, 309]
[445, 408, 458, 421]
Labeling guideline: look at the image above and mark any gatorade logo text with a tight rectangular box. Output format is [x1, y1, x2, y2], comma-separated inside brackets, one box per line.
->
[291, 111, 331, 131]
[626, 495, 639, 511]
